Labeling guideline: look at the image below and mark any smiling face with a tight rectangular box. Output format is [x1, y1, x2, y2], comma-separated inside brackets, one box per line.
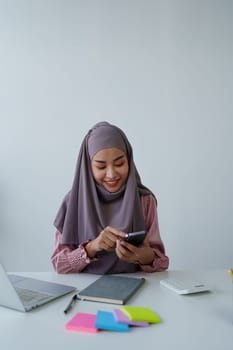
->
[91, 148, 129, 193]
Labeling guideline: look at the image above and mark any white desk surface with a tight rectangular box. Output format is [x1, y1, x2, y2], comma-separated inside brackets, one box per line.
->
[0, 270, 232, 350]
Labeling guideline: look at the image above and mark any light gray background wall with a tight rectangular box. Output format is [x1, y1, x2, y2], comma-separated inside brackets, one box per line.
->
[0, 0, 232, 271]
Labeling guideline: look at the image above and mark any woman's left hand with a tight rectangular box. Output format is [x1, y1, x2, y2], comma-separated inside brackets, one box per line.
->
[115, 240, 154, 265]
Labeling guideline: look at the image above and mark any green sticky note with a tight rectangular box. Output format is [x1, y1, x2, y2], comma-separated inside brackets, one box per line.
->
[120, 306, 161, 324]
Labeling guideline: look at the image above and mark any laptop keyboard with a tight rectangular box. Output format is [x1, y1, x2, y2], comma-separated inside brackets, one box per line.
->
[15, 287, 53, 305]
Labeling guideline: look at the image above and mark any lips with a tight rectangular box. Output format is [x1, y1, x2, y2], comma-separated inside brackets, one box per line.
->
[104, 179, 120, 188]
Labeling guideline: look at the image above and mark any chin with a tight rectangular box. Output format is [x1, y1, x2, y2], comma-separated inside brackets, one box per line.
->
[104, 185, 122, 193]
[106, 187, 120, 193]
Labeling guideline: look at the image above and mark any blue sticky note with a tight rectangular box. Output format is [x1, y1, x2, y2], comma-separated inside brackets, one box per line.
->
[95, 310, 129, 332]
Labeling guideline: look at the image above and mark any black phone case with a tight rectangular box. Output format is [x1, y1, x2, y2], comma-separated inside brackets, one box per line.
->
[124, 230, 146, 246]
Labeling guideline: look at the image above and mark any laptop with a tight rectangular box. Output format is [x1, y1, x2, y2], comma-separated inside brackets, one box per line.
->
[0, 262, 76, 312]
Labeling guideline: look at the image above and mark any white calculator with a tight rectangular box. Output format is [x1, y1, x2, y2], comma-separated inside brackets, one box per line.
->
[160, 278, 210, 295]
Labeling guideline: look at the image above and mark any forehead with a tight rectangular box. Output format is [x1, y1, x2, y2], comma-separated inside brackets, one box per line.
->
[92, 148, 126, 161]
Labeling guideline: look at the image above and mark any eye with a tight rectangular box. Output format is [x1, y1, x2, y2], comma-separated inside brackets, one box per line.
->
[115, 162, 124, 167]
[96, 165, 106, 170]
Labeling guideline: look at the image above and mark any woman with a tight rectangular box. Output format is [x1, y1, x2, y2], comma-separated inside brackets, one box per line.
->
[51, 121, 169, 274]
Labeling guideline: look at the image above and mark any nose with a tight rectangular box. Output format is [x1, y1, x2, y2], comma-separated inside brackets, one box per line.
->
[106, 166, 116, 178]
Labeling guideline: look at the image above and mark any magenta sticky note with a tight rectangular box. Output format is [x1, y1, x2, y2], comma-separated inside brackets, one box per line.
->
[64, 312, 99, 333]
[113, 309, 149, 327]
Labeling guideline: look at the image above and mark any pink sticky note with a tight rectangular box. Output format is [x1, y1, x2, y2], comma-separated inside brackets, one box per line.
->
[65, 312, 99, 333]
[113, 309, 149, 327]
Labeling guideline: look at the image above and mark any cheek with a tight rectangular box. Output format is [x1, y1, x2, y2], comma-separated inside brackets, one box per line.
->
[93, 170, 105, 185]
[121, 165, 129, 180]
[91, 167, 102, 183]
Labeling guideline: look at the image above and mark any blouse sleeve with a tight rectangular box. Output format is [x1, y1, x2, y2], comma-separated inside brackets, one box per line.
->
[50, 230, 93, 273]
[139, 194, 169, 272]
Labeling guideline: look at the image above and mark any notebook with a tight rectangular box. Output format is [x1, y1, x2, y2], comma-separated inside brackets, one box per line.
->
[78, 275, 145, 305]
[0, 262, 76, 312]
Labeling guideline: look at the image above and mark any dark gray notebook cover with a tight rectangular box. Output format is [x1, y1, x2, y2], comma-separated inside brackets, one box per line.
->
[78, 275, 146, 305]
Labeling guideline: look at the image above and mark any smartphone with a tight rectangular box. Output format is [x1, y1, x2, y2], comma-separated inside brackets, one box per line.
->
[124, 230, 146, 246]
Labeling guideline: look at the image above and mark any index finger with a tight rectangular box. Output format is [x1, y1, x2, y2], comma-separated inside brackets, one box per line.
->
[105, 226, 126, 239]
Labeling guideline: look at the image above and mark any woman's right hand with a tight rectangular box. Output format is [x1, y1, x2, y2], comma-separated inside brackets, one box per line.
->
[85, 226, 125, 258]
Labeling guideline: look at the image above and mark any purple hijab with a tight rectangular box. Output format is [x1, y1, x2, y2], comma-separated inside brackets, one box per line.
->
[54, 121, 154, 274]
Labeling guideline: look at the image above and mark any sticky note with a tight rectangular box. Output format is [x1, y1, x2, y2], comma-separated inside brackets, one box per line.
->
[95, 310, 129, 332]
[64, 312, 99, 333]
[120, 306, 161, 324]
[113, 308, 149, 327]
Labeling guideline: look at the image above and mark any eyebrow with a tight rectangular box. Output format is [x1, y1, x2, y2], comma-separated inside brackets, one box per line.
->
[93, 154, 125, 164]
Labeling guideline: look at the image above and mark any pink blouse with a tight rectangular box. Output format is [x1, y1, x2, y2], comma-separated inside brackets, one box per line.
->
[51, 194, 169, 273]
